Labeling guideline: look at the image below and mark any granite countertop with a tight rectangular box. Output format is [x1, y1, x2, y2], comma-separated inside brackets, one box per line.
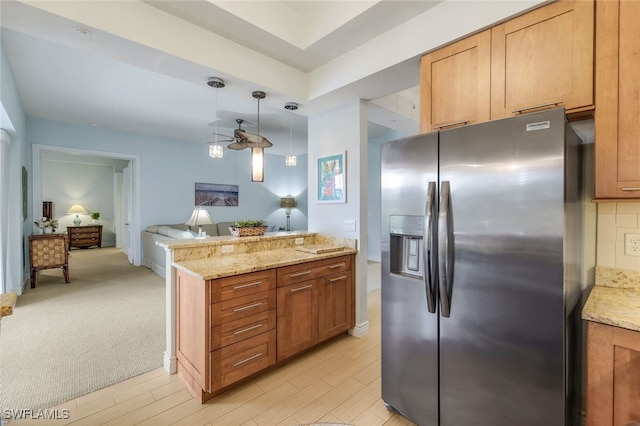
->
[0, 292, 17, 317]
[174, 246, 357, 280]
[582, 267, 640, 332]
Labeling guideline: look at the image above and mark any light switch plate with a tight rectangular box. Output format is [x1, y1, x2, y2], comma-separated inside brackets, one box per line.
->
[343, 219, 356, 232]
[295, 237, 304, 245]
[625, 233, 640, 257]
[221, 245, 234, 253]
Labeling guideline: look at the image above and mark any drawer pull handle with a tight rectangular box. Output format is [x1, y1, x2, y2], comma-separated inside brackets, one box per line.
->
[328, 263, 346, 269]
[621, 187, 640, 191]
[233, 281, 263, 290]
[233, 324, 263, 335]
[433, 119, 469, 130]
[233, 352, 263, 367]
[290, 271, 311, 278]
[512, 100, 562, 114]
[329, 275, 347, 282]
[291, 284, 313, 293]
[233, 302, 262, 313]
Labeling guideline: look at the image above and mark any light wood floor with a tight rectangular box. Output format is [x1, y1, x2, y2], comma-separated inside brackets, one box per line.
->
[12, 290, 416, 426]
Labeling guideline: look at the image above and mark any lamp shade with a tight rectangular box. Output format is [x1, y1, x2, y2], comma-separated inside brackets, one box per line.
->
[251, 147, 264, 182]
[280, 197, 296, 209]
[67, 204, 88, 215]
[185, 206, 214, 227]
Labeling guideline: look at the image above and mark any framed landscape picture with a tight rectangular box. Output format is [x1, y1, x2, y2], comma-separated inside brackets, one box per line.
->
[317, 152, 346, 203]
[195, 182, 239, 206]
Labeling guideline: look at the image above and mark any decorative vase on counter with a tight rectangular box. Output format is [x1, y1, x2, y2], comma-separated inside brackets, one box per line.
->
[43, 227, 53, 234]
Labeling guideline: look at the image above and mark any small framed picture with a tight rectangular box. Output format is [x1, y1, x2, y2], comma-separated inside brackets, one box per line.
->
[195, 182, 239, 206]
[317, 152, 346, 203]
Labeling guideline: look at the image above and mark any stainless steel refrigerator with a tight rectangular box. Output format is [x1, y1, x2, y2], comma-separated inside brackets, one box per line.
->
[381, 108, 586, 426]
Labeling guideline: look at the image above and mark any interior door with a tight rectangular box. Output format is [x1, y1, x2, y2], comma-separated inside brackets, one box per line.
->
[122, 163, 133, 264]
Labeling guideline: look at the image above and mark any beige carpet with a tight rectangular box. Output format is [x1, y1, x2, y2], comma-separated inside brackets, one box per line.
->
[0, 247, 165, 412]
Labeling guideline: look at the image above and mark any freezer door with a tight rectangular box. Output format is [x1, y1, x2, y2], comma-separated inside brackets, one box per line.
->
[438, 109, 567, 426]
[381, 133, 439, 426]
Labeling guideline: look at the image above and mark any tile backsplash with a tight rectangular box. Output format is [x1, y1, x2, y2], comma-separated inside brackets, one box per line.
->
[597, 202, 640, 272]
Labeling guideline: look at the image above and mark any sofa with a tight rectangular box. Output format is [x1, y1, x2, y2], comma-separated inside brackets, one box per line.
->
[142, 222, 234, 278]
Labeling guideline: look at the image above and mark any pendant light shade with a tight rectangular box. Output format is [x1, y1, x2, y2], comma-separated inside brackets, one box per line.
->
[285, 154, 297, 166]
[209, 144, 223, 158]
[208, 77, 224, 159]
[251, 147, 264, 182]
[284, 102, 298, 166]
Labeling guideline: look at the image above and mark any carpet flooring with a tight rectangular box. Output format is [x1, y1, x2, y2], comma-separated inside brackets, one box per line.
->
[0, 247, 165, 412]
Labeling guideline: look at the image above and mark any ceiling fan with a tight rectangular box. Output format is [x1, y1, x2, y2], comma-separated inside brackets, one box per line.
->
[210, 119, 248, 150]
[208, 89, 273, 152]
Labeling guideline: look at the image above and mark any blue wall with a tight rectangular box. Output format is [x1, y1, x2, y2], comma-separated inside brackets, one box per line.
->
[27, 118, 308, 232]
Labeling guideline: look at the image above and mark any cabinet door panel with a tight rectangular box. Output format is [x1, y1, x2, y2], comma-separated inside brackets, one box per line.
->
[595, 0, 640, 199]
[276, 280, 318, 360]
[616, 0, 640, 187]
[491, 0, 594, 118]
[318, 271, 352, 341]
[613, 346, 640, 425]
[420, 29, 491, 132]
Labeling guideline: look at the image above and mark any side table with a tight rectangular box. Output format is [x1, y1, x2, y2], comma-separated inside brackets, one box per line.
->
[67, 225, 102, 251]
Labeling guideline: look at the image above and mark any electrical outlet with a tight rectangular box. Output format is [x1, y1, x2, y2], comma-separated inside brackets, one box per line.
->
[221, 245, 234, 254]
[295, 237, 304, 245]
[625, 233, 640, 257]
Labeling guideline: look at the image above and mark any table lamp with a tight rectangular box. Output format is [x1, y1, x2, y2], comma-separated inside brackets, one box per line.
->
[185, 206, 214, 238]
[280, 196, 296, 231]
[67, 204, 88, 226]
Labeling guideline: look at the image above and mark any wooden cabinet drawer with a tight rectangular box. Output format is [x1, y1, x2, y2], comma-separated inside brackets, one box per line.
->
[210, 270, 276, 303]
[209, 329, 276, 392]
[277, 256, 352, 287]
[210, 309, 275, 351]
[210, 290, 275, 324]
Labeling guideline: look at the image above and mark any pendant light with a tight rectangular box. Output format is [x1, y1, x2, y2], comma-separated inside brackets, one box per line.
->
[284, 102, 298, 166]
[251, 91, 266, 182]
[207, 77, 225, 159]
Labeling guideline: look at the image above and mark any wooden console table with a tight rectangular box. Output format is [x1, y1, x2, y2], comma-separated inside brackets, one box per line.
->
[67, 225, 102, 251]
[28, 234, 70, 288]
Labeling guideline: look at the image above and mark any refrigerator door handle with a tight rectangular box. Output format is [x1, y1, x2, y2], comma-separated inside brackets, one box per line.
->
[438, 181, 452, 318]
[424, 181, 437, 314]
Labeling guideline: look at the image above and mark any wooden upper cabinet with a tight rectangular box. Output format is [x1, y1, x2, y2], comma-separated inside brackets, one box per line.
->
[490, 0, 594, 119]
[595, 0, 640, 199]
[420, 30, 491, 132]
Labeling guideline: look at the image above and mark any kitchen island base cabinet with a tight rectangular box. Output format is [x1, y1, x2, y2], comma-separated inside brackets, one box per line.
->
[176, 253, 355, 403]
[586, 321, 640, 426]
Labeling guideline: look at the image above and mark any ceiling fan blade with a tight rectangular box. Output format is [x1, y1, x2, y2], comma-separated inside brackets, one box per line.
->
[227, 141, 248, 150]
[235, 130, 273, 148]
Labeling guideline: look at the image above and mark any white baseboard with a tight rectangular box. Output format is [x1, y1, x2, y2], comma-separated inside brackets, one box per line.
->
[164, 352, 176, 374]
[349, 320, 369, 338]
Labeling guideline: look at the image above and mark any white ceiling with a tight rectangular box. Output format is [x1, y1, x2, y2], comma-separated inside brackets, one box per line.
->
[0, 0, 546, 156]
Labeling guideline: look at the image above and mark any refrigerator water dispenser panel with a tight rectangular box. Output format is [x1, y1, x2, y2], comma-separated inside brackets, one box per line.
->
[389, 215, 424, 279]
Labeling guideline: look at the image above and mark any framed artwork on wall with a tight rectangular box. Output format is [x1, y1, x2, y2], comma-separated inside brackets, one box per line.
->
[317, 151, 346, 203]
[195, 182, 239, 206]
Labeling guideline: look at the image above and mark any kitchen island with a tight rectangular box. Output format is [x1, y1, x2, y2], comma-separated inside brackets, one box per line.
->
[582, 267, 640, 426]
[158, 231, 358, 402]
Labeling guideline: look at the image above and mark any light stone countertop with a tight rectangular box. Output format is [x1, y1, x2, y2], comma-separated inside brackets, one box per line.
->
[582, 267, 640, 332]
[174, 247, 357, 281]
[0, 292, 17, 317]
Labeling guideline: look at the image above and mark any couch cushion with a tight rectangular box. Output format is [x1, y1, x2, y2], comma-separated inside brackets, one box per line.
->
[217, 222, 235, 236]
[157, 226, 193, 239]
